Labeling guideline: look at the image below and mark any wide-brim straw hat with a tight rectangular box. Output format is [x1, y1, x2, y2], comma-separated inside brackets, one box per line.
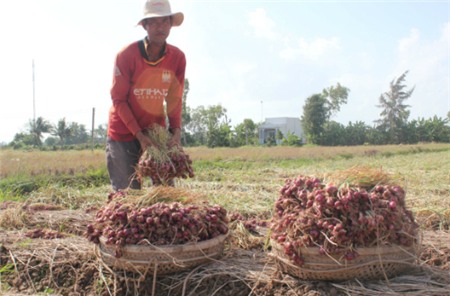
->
[138, 0, 184, 27]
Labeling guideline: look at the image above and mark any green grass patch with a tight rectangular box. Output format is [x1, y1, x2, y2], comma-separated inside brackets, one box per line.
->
[15, 238, 33, 249]
[0, 168, 109, 199]
[0, 263, 14, 275]
[0, 175, 48, 196]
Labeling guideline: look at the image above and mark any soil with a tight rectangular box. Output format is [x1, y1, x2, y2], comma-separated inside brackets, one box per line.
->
[0, 205, 449, 296]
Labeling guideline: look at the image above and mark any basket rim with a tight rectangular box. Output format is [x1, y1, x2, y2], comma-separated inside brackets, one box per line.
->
[270, 239, 418, 256]
[96, 244, 224, 266]
[100, 233, 229, 253]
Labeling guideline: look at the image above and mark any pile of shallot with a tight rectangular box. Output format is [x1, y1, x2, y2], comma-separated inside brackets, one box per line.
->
[270, 175, 419, 266]
[86, 191, 228, 257]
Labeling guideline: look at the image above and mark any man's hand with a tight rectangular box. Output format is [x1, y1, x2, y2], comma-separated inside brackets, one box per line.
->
[136, 130, 154, 151]
[168, 128, 181, 148]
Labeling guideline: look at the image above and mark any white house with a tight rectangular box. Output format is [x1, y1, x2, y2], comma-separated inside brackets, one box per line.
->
[258, 117, 305, 145]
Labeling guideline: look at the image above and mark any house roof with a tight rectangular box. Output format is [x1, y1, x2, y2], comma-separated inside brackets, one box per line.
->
[259, 117, 300, 128]
[258, 123, 280, 129]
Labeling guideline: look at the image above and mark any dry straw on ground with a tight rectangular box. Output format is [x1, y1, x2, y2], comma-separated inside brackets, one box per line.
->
[323, 165, 399, 188]
[1, 231, 449, 296]
[0, 201, 448, 296]
[110, 186, 207, 208]
[0, 206, 29, 230]
[1, 155, 449, 295]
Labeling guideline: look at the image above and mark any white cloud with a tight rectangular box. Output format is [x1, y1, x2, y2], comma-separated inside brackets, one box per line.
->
[397, 28, 420, 56]
[392, 23, 450, 119]
[280, 36, 342, 62]
[232, 61, 257, 77]
[355, 52, 376, 71]
[248, 8, 276, 40]
[396, 24, 449, 80]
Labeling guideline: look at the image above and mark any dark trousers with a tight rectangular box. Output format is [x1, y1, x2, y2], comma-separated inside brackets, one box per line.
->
[106, 138, 142, 191]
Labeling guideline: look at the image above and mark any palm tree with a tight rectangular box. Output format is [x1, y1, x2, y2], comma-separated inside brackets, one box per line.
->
[28, 116, 52, 146]
[376, 71, 414, 143]
[53, 118, 72, 146]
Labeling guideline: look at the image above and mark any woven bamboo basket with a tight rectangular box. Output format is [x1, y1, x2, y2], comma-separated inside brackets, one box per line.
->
[270, 239, 418, 281]
[95, 234, 228, 275]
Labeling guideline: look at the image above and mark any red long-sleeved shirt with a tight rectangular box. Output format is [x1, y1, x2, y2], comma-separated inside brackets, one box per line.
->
[107, 40, 186, 142]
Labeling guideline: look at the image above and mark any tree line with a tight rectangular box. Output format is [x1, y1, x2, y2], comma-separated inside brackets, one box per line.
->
[9, 117, 108, 150]
[301, 71, 449, 145]
[6, 71, 450, 150]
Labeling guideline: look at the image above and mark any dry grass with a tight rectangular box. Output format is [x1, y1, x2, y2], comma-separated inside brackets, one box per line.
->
[186, 143, 450, 161]
[182, 148, 450, 227]
[1, 231, 448, 296]
[0, 149, 105, 178]
[1, 143, 449, 226]
[109, 186, 209, 207]
[0, 144, 449, 295]
[0, 206, 29, 230]
[323, 165, 398, 188]
[2, 143, 449, 177]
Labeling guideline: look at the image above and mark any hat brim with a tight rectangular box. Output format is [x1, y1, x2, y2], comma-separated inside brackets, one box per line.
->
[138, 12, 184, 27]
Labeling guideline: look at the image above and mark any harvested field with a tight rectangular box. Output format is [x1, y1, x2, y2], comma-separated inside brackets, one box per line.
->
[0, 206, 449, 296]
[1, 146, 449, 295]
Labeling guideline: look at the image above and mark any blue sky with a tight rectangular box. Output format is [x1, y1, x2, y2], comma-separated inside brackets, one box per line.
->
[0, 0, 449, 143]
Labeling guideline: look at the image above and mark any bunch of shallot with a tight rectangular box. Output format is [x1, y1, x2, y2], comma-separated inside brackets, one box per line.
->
[270, 175, 418, 266]
[86, 199, 228, 257]
[138, 147, 194, 184]
[137, 125, 194, 185]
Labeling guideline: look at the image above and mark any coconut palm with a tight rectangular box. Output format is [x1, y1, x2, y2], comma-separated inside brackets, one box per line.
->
[28, 116, 52, 146]
[376, 71, 414, 143]
[53, 118, 72, 146]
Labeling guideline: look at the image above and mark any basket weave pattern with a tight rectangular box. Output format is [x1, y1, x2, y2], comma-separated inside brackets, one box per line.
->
[271, 240, 417, 281]
[95, 234, 228, 275]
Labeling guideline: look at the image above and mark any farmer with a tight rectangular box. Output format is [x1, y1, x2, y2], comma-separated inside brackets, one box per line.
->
[106, 0, 186, 191]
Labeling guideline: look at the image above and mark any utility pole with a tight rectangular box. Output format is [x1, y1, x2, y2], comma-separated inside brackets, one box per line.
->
[32, 59, 36, 127]
[91, 107, 95, 151]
